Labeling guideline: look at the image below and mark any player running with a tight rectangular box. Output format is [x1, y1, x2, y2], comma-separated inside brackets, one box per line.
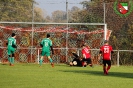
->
[39, 34, 54, 67]
[81, 43, 93, 67]
[7, 33, 17, 66]
[99, 40, 114, 75]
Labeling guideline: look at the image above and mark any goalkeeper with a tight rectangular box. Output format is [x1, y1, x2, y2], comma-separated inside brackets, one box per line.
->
[39, 34, 54, 67]
[69, 52, 82, 66]
[7, 33, 17, 66]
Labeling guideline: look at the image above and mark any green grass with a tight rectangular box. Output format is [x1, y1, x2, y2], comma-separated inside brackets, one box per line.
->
[0, 63, 133, 88]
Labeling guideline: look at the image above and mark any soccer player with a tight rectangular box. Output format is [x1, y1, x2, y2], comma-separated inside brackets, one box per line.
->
[39, 34, 54, 67]
[99, 40, 114, 75]
[81, 43, 93, 67]
[69, 52, 82, 67]
[7, 33, 17, 66]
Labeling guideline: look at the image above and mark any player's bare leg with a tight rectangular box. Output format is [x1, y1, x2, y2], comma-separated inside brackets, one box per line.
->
[48, 56, 54, 67]
[69, 62, 73, 66]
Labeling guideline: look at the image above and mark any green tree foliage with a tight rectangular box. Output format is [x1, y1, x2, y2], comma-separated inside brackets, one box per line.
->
[68, 6, 81, 23]
[127, 22, 133, 50]
[76, 1, 104, 23]
[0, 0, 44, 22]
[34, 6, 45, 22]
[68, 1, 104, 30]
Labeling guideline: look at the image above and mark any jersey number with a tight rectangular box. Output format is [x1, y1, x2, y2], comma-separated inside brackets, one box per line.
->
[9, 40, 13, 45]
[104, 47, 109, 53]
[44, 42, 48, 47]
[84, 48, 89, 53]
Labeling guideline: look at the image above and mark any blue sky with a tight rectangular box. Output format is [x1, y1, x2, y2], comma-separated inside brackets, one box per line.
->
[35, 0, 90, 16]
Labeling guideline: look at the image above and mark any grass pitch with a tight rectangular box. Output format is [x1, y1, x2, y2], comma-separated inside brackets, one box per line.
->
[0, 63, 133, 88]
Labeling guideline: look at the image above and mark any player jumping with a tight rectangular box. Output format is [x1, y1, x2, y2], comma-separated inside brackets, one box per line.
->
[99, 40, 114, 75]
[7, 33, 17, 66]
[39, 34, 54, 67]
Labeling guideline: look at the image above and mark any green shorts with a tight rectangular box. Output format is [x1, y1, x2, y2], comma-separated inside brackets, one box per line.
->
[41, 51, 50, 56]
[7, 47, 15, 55]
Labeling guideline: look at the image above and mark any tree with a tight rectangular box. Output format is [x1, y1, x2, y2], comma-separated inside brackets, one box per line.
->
[52, 10, 67, 22]
[69, 1, 103, 23]
[0, 0, 45, 22]
[127, 22, 133, 50]
[68, 6, 81, 23]
[45, 16, 51, 22]
[34, 7, 45, 22]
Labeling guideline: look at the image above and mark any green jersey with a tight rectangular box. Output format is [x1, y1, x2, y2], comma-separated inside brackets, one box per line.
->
[40, 38, 52, 51]
[7, 37, 16, 48]
[7, 37, 16, 55]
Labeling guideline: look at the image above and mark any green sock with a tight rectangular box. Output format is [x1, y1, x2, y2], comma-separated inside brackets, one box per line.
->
[8, 57, 11, 63]
[39, 59, 43, 66]
[49, 58, 53, 63]
[11, 57, 14, 64]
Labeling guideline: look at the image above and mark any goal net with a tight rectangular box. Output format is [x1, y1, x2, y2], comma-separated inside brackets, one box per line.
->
[0, 22, 111, 64]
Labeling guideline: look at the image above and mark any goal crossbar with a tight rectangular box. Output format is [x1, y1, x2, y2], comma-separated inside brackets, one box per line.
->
[0, 22, 106, 25]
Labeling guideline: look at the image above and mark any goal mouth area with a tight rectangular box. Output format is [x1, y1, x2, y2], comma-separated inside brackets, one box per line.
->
[0, 22, 111, 63]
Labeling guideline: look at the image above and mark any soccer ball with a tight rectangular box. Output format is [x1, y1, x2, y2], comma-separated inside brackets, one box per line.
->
[73, 61, 77, 65]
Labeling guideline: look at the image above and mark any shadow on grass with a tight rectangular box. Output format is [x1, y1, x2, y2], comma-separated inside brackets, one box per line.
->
[59, 69, 133, 79]
[1, 63, 9, 65]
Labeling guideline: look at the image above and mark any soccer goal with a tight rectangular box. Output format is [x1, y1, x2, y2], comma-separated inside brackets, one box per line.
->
[0, 22, 111, 64]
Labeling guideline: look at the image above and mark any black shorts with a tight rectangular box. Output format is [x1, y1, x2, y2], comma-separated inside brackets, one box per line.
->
[82, 58, 92, 64]
[103, 60, 111, 66]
